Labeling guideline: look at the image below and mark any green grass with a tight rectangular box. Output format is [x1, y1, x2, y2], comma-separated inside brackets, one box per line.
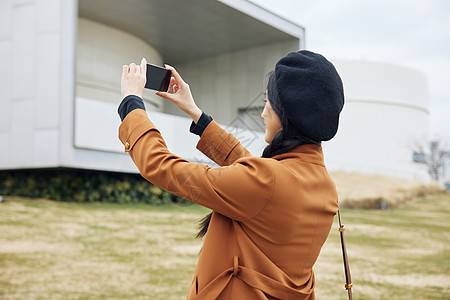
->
[1, 195, 449, 299]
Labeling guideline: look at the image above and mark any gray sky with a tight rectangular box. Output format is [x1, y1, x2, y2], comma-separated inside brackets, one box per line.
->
[251, 0, 450, 141]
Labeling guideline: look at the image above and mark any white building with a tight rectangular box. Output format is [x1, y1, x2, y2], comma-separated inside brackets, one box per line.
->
[0, 0, 303, 173]
[325, 60, 429, 180]
[0, 0, 430, 181]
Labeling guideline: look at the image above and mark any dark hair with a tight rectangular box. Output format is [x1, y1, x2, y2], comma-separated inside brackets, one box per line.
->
[196, 72, 321, 240]
[261, 71, 321, 158]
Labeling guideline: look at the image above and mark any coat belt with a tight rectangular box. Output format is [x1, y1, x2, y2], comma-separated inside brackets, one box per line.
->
[193, 256, 314, 299]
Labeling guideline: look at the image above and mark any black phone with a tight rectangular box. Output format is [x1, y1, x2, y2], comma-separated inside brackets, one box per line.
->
[145, 63, 172, 92]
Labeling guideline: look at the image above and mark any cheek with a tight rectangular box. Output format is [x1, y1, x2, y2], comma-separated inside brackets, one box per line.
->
[265, 123, 278, 143]
[267, 112, 281, 129]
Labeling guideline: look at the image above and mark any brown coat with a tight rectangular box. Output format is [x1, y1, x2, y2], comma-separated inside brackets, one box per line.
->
[119, 109, 338, 299]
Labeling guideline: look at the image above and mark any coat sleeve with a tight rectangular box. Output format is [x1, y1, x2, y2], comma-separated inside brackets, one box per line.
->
[118, 109, 274, 221]
[195, 120, 253, 166]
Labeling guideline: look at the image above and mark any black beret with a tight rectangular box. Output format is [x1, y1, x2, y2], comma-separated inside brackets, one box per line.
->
[274, 50, 344, 141]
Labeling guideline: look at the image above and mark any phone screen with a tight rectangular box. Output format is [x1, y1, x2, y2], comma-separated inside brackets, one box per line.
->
[145, 64, 172, 92]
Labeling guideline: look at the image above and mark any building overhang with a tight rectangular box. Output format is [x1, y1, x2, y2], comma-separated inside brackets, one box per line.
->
[78, 0, 304, 64]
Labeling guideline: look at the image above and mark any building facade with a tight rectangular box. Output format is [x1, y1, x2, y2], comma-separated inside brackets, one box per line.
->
[0, 0, 304, 173]
[0, 0, 430, 181]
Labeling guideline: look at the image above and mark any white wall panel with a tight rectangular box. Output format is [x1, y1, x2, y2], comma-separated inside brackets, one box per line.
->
[33, 129, 59, 166]
[12, 4, 36, 100]
[11, 100, 34, 166]
[0, 133, 11, 168]
[13, 0, 35, 5]
[1, 0, 67, 169]
[0, 0, 13, 39]
[35, 33, 60, 129]
[74, 97, 123, 153]
[0, 40, 12, 133]
[36, 0, 61, 34]
[215, 72, 232, 123]
[58, 0, 77, 168]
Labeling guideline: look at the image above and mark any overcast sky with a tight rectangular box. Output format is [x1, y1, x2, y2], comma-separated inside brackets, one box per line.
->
[251, 0, 450, 141]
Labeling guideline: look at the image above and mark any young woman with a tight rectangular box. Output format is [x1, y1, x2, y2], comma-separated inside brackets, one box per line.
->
[118, 50, 344, 299]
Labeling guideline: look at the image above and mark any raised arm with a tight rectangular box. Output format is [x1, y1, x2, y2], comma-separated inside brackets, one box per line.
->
[119, 109, 274, 221]
[195, 120, 252, 166]
[118, 59, 253, 168]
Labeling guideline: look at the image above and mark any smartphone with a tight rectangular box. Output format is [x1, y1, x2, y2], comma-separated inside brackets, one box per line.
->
[145, 63, 172, 92]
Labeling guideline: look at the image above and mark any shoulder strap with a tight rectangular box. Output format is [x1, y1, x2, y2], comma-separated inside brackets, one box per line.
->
[337, 206, 353, 300]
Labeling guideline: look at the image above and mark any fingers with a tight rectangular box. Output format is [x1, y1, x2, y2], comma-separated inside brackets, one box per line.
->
[168, 77, 180, 93]
[129, 63, 137, 74]
[121, 60, 147, 99]
[155, 91, 174, 101]
[168, 77, 175, 91]
[123, 61, 147, 77]
[141, 58, 147, 75]
[124, 59, 147, 75]
[122, 65, 128, 79]
[165, 64, 186, 86]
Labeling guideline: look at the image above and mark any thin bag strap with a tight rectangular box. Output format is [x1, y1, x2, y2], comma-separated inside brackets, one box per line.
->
[337, 206, 353, 300]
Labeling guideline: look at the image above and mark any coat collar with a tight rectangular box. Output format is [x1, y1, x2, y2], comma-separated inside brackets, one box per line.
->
[271, 144, 325, 167]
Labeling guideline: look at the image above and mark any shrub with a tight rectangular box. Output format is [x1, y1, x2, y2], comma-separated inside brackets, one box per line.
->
[0, 169, 189, 205]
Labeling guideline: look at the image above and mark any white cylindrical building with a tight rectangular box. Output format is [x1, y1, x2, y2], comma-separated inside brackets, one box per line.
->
[324, 60, 429, 180]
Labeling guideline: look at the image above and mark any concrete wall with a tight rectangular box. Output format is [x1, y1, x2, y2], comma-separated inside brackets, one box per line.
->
[324, 60, 429, 180]
[76, 18, 164, 110]
[166, 40, 299, 128]
[0, 0, 71, 170]
[74, 18, 165, 154]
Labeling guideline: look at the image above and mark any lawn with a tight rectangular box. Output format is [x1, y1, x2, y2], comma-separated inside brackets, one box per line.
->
[0, 194, 449, 299]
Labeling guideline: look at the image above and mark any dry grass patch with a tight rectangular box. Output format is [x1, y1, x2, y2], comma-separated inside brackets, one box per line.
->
[331, 171, 443, 209]
[0, 199, 208, 300]
[1, 194, 449, 299]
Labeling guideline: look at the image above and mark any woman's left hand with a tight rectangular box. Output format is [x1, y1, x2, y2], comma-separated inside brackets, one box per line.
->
[121, 58, 147, 99]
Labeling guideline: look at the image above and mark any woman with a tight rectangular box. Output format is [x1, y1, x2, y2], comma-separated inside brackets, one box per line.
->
[118, 50, 344, 299]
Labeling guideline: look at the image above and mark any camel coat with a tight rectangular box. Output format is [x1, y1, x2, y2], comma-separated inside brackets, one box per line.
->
[119, 109, 339, 299]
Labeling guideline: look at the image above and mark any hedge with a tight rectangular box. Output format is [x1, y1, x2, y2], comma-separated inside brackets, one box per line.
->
[0, 169, 189, 205]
